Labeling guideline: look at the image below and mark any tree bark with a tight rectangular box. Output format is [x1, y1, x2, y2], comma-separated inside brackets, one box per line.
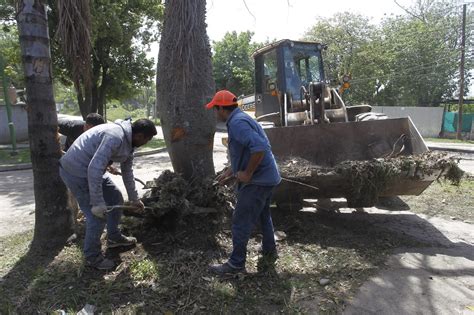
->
[75, 78, 92, 119]
[74, 78, 87, 118]
[16, 0, 74, 247]
[97, 68, 108, 116]
[156, 0, 216, 180]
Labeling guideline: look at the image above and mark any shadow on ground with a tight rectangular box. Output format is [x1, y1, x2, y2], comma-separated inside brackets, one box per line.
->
[1, 198, 472, 313]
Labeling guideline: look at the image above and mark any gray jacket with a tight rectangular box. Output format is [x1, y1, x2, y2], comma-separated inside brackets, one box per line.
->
[60, 120, 138, 206]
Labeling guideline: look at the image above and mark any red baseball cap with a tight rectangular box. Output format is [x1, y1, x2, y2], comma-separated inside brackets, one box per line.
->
[205, 90, 238, 109]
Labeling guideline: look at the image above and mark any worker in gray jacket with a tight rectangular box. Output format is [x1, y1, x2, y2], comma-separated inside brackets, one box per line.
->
[59, 118, 157, 270]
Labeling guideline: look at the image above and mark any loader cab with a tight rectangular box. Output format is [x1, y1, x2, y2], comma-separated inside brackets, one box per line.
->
[254, 39, 325, 124]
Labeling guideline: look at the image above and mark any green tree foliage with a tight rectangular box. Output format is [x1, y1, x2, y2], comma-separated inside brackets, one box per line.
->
[48, 0, 164, 116]
[304, 13, 375, 84]
[304, 1, 473, 107]
[1, 0, 22, 87]
[0, 0, 15, 23]
[0, 0, 163, 117]
[212, 31, 263, 96]
[0, 25, 22, 86]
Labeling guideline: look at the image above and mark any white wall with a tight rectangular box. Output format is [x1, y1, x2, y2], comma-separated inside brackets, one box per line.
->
[372, 106, 443, 138]
[0, 104, 29, 144]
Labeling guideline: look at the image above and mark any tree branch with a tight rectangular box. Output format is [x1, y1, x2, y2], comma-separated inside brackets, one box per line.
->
[242, 0, 256, 23]
[393, 0, 425, 23]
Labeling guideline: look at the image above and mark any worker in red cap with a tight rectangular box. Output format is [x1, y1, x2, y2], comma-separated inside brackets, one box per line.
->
[206, 90, 281, 275]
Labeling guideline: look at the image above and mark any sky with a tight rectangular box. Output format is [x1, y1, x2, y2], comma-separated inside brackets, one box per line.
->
[148, 0, 473, 96]
[149, 0, 414, 57]
[205, 0, 411, 43]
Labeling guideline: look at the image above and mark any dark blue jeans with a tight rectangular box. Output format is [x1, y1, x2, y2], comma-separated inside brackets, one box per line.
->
[228, 184, 276, 269]
[59, 166, 123, 260]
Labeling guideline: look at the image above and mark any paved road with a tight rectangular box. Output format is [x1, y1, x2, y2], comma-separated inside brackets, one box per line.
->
[425, 140, 474, 153]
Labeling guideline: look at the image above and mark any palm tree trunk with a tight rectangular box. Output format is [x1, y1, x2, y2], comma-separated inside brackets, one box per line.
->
[17, 0, 73, 247]
[156, 0, 216, 180]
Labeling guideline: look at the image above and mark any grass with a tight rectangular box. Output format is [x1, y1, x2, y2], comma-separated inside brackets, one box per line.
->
[130, 259, 160, 282]
[0, 206, 426, 313]
[402, 177, 474, 222]
[0, 231, 32, 274]
[137, 138, 166, 152]
[1, 176, 471, 313]
[106, 106, 160, 126]
[0, 148, 31, 165]
[106, 106, 146, 122]
[425, 137, 474, 144]
[60, 105, 161, 125]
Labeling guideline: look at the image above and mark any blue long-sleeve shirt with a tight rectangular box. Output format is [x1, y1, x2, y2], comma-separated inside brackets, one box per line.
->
[60, 120, 138, 206]
[226, 108, 281, 187]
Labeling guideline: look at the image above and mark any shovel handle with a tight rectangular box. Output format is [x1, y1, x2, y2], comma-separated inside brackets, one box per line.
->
[281, 177, 319, 191]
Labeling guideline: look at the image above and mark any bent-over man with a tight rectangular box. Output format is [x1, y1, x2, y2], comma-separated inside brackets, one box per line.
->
[59, 118, 157, 270]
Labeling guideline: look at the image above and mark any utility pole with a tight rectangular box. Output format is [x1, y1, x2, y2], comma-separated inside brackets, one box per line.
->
[456, 4, 467, 140]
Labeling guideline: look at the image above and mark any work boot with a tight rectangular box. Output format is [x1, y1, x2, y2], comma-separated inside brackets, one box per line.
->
[86, 255, 115, 270]
[107, 234, 137, 248]
[208, 262, 246, 275]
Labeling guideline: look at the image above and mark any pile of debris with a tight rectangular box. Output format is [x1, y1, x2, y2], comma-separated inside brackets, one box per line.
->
[278, 152, 464, 206]
[139, 170, 234, 225]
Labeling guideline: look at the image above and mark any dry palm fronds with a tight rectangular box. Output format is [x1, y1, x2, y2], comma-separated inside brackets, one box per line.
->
[55, 0, 92, 87]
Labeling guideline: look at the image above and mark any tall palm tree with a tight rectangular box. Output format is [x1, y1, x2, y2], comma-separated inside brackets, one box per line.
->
[156, 0, 216, 180]
[16, 0, 73, 246]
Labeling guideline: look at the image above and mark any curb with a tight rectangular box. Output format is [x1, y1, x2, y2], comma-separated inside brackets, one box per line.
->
[134, 147, 168, 157]
[0, 147, 168, 172]
[428, 145, 474, 154]
[0, 162, 32, 172]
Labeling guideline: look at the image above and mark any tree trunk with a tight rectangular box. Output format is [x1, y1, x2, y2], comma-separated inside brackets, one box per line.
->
[17, 0, 74, 247]
[75, 79, 88, 119]
[92, 65, 108, 117]
[97, 68, 108, 117]
[156, 0, 216, 180]
[91, 57, 101, 114]
[75, 78, 92, 119]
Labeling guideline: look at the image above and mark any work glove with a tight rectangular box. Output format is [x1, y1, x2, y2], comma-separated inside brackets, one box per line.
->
[106, 165, 120, 175]
[215, 167, 235, 186]
[91, 204, 107, 219]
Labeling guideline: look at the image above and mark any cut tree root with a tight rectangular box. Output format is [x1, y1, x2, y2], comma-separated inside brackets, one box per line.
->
[137, 170, 234, 227]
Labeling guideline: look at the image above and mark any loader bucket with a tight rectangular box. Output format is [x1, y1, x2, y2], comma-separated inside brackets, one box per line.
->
[264, 117, 436, 207]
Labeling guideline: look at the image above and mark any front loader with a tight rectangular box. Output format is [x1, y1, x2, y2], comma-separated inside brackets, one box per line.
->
[241, 39, 443, 209]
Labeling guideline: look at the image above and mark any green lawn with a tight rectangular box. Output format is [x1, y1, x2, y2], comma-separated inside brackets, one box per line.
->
[0, 148, 31, 165]
[60, 106, 160, 126]
[137, 138, 166, 151]
[106, 106, 160, 125]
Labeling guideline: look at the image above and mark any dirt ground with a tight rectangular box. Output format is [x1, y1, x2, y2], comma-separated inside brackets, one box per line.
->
[1, 174, 472, 313]
[0, 129, 472, 313]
